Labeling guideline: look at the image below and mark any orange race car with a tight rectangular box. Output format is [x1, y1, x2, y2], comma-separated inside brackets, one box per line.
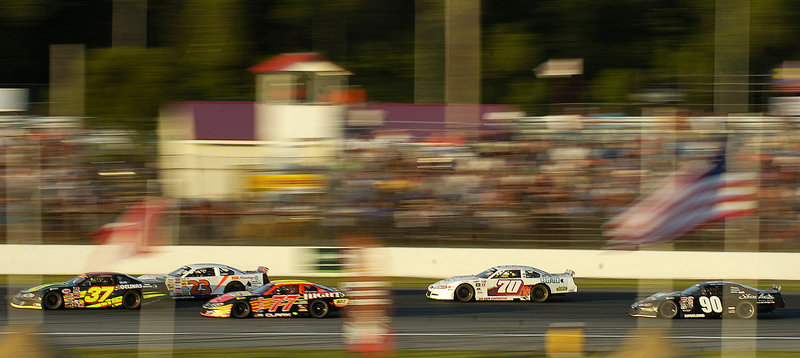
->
[201, 279, 348, 319]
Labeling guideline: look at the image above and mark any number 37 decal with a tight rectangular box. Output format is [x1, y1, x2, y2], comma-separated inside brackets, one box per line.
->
[83, 286, 115, 303]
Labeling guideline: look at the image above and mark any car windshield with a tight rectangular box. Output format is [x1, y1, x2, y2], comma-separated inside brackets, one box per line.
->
[314, 284, 335, 292]
[65, 275, 86, 286]
[475, 268, 498, 279]
[168, 266, 191, 277]
[252, 282, 275, 295]
[681, 284, 701, 296]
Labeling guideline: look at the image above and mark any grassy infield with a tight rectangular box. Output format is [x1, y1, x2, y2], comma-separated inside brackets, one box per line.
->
[4, 275, 799, 357]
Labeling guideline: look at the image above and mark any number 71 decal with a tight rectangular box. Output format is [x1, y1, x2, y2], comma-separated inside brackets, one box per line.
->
[267, 295, 300, 312]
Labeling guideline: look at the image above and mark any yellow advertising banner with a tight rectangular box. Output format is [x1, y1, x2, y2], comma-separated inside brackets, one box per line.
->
[248, 174, 327, 192]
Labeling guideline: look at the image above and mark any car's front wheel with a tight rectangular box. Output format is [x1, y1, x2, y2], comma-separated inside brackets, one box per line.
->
[42, 291, 63, 310]
[231, 301, 252, 318]
[658, 301, 679, 319]
[309, 300, 330, 318]
[454, 284, 474, 302]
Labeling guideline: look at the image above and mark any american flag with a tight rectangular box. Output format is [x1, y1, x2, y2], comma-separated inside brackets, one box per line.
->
[90, 197, 171, 257]
[603, 151, 758, 248]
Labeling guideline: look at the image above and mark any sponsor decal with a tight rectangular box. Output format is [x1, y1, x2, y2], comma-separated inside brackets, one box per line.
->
[263, 312, 292, 318]
[728, 306, 736, 314]
[118, 284, 143, 290]
[738, 293, 757, 300]
[556, 286, 567, 292]
[306, 292, 342, 299]
[680, 296, 694, 311]
[541, 277, 563, 284]
[684, 313, 705, 318]
[758, 293, 775, 300]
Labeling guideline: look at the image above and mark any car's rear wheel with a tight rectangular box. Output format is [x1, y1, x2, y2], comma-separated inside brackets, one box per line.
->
[224, 282, 245, 293]
[309, 300, 330, 318]
[43, 291, 63, 310]
[231, 301, 251, 318]
[531, 284, 550, 303]
[454, 284, 474, 302]
[658, 301, 679, 319]
[122, 291, 142, 310]
[736, 301, 756, 319]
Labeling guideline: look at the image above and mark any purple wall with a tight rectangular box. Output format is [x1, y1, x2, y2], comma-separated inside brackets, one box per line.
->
[179, 101, 519, 141]
[189, 101, 256, 141]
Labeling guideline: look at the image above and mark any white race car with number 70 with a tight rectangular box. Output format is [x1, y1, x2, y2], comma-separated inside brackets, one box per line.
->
[426, 265, 577, 302]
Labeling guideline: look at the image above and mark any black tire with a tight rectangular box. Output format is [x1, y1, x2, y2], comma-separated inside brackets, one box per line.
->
[122, 291, 142, 310]
[454, 284, 475, 302]
[736, 301, 756, 319]
[224, 282, 245, 293]
[42, 291, 63, 310]
[658, 301, 679, 319]
[309, 300, 330, 318]
[531, 284, 550, 303]
[231, 301, 251, 318]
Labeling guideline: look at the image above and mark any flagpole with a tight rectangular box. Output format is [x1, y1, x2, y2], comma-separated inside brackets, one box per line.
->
[635, 115, 676, 333]
[721, 130, 759, 355]
[137, 181, 175, 358]
[6, 133, 44, 327]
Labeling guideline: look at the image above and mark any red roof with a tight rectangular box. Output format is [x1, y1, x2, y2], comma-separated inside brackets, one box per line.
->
[248, 53, 325, 73]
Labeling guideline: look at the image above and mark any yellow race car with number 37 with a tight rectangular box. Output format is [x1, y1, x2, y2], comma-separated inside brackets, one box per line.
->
[10, 272, 164, 310]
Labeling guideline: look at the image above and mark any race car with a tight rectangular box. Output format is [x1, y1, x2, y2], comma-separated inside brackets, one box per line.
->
[426, 265, 578, 302]
[9, 272, 163, 310]
[200, 279, 348, 319]
[138, 263, 269, 298]
[630, 281, 785, 319]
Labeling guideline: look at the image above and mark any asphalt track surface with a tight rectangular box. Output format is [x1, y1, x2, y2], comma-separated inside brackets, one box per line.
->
[3, 285, 800, 353]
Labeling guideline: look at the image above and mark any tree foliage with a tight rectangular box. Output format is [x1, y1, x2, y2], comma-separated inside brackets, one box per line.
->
[5, 0, 800, 129]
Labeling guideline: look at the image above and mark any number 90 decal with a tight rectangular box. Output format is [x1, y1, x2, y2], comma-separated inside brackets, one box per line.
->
[699, 296, 723, 313]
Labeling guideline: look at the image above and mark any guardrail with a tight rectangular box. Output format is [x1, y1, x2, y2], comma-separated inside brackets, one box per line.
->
[1, 244, 797, 281]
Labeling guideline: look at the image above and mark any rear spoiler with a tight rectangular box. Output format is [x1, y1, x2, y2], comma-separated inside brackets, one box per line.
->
[565, 269, 575, 277]
[772, 283, 782, 292]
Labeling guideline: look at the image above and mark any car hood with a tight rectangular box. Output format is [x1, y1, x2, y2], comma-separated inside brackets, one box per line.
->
[434, 275, 478, 285]
[208, 291, 255, 303]
[21, 282, 63, 293]
[137, 274, 168, 282]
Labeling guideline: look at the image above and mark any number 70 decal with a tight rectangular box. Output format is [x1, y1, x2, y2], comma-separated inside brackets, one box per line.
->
[496, 280, 522, 294]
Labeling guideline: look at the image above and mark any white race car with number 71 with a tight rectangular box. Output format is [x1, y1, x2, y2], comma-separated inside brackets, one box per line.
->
[426, 265, 577, 302]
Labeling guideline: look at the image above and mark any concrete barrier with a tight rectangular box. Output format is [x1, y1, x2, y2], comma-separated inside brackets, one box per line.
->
[1, 244, 797, 281]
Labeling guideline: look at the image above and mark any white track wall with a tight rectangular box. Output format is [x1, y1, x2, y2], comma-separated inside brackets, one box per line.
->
[1, 245, 797, 281]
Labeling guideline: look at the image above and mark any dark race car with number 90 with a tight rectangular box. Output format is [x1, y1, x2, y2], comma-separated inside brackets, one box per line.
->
[10, 272, 164, 310]
[630, 281, 785, 319]
[201, 280, 348, 319]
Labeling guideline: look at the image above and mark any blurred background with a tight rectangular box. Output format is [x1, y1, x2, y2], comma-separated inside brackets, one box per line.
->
[1, 0, 799, 251]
